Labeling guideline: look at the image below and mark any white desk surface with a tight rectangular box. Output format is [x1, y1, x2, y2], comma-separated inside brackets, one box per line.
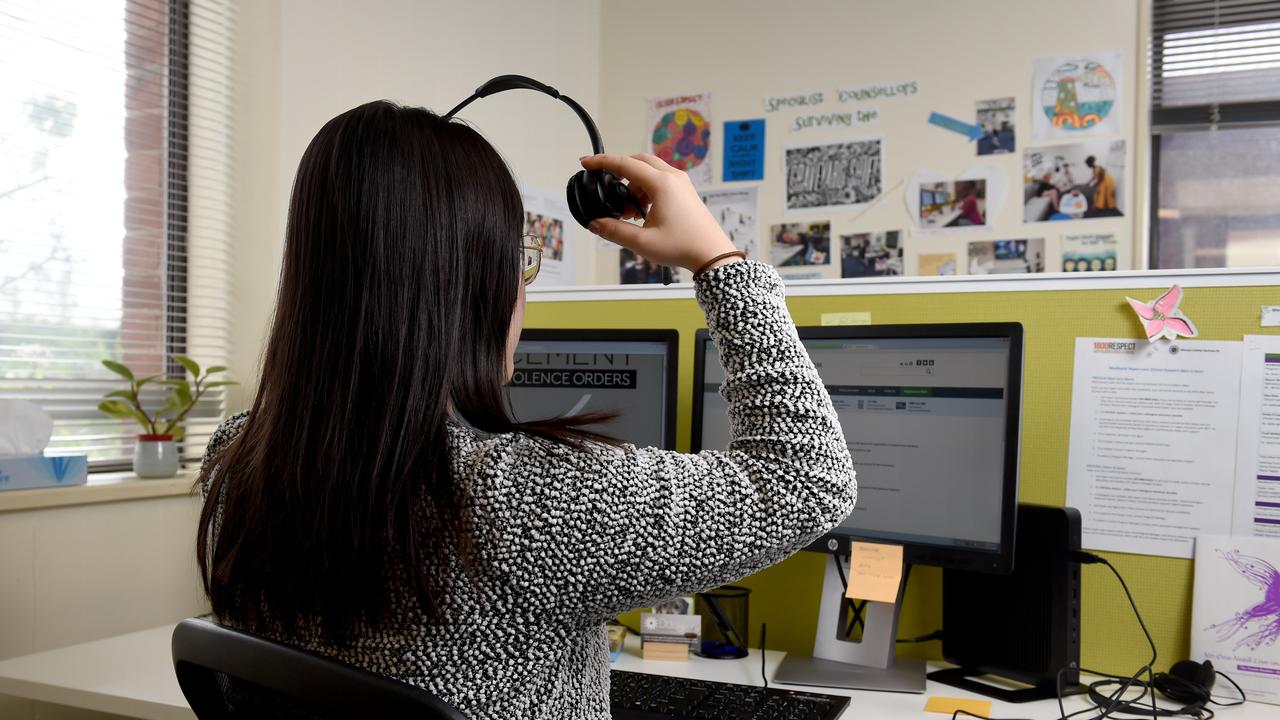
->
[0, 624, 192, 720]
[0, 623, 1271, 720]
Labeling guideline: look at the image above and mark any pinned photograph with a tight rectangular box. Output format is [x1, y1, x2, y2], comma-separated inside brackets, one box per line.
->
[918, 179, 987, 229]
[523, 211, 563, 262]
[967, 239, 1045, 274]
[619, 248, 669, 285]
[701, 186, 760, 261]
[918, 252, 957, 276]
[771, 221, 831, 267]
[1023, 139, 1124, 222]
[785, 138, 883, 213]
[840, 231, 903, 277]
[649, 92, 713, 185]
[976, 97, 1015, 155]
[1032, 53, 1122, 140]
[1062, 233, 1118, 272]
[520, 187, 574, 285]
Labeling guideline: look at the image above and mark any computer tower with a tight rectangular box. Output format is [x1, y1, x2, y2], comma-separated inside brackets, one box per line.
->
[928, 504, 1082, 703]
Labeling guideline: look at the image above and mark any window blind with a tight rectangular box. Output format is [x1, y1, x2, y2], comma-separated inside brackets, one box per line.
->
[1151, 0, 1280, 128]
[0, 0, 234, 469]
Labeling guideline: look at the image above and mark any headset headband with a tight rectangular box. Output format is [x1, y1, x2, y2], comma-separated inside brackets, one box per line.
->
[442, 74, 604, 155]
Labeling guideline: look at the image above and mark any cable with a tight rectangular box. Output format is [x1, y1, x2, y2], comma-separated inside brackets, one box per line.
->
[896, 629, 943, 644]
[760, 622, 768, 690]
[945, 552, 1173, 720]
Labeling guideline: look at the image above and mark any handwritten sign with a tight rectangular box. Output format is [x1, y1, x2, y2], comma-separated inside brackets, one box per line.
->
[792, 109, 879, 132]
[837, 81, 919, 103]
[845, 541, 904, 603]
[764, 91, 825, 113]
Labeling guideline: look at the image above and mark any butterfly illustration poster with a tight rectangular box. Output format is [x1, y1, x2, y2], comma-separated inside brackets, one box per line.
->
[1192, 534, 1280, 705]
[648, 92, 713, 185]
[1066, 337, 1242, 559]
[1032, 52, 1123, 140]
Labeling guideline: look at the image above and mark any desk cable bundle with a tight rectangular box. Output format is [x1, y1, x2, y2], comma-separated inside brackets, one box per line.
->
[950, 550, 1246, 720]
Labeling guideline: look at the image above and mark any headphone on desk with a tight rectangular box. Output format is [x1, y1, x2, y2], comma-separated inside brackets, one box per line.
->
[1085, 659, 1245, 717]
[443, 75, 646, 231]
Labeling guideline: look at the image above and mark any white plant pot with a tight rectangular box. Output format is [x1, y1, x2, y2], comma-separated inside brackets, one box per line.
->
[134, 436, 179, 479]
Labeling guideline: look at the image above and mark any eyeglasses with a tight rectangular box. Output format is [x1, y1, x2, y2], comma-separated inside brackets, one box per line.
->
[521, 234, 543, 286]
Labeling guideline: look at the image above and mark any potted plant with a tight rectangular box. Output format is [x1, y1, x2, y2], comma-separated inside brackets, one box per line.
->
[97, 356, 236, 478]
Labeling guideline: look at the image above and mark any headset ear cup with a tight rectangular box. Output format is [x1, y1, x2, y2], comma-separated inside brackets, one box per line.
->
[566, 171, 595, 227]
[566, 170, 627, 228]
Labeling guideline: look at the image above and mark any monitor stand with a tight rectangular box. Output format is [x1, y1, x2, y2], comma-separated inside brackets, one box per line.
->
[773, 554, 926, 694]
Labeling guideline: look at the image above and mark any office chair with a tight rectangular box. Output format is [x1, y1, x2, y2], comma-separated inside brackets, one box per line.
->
[171, 617, 468, 719]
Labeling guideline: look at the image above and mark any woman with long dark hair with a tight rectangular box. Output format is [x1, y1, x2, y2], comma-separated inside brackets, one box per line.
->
[197, 100, 856, 719]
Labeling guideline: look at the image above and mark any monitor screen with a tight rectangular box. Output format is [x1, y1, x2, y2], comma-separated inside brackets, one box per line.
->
[508, 329, 678, 449]
[693, 324, 1022, 572]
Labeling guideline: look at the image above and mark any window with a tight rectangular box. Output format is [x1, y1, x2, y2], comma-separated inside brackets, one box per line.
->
[1150, 0, 1280, 268]
[0, 0, 232, 469]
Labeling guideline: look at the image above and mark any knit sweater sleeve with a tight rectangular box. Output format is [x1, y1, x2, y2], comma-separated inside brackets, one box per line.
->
[464, 261, 856, 624]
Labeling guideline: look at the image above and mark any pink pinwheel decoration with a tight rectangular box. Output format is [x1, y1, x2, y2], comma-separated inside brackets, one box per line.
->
[1125, 285, 1198, 342]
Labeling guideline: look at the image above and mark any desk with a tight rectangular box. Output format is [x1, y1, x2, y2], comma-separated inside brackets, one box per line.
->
[0, 624, 1272, 719]
[0, 625, 191, 720]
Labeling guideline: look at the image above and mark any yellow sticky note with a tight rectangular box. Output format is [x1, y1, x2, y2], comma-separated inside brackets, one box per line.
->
[924, 696, 993, 717]
[845, 542, 904, 603]
[821, 311, 871, 326]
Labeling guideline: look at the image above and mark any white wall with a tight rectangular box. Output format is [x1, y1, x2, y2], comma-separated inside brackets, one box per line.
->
[594, 0, 1141, 283]
[240, 0, 606, 399]
[0, 496, 207, 719]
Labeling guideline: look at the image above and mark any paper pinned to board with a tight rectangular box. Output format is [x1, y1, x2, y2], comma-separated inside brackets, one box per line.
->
[1232, 335, 1280, 537]
[821, 312, 871, 326]
[1261, 306, 1280, 328]
[1066, 337, 1241, 558]
[845, 541, 904, 603]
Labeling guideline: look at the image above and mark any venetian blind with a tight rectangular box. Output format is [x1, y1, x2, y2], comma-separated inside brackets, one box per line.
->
[0, 0, 235, 469]
[1151, 0, 1280, 128]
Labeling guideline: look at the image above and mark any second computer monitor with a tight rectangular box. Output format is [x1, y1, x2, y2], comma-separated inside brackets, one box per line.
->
[508, 329, 678, 449]
[692, 323, 1022, 574]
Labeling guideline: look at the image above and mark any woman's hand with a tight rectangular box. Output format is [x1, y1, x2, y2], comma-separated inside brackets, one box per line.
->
[580, 154, 742, 274]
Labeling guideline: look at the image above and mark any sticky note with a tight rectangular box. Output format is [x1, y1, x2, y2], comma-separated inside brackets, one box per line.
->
[924, 696, 993, 716]
[821, 312, 871, 326]
[845, 542, 904, 603]
[1262, 306, 1280, 327]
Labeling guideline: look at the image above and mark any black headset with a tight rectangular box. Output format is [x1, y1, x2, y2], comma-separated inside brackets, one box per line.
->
[1086, 659, 1245, 717]
[443, 74, 644, 230]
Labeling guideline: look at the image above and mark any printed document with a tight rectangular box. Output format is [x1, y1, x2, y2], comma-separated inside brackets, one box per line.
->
[1066, 338, 1242, 558]
[1233, 335, 1280, 537]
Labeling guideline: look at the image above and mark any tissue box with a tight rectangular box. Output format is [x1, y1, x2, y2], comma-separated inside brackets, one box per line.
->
[0, 455, 89, 491]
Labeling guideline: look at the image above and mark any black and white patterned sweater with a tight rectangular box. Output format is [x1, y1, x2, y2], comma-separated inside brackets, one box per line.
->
[199, 261, 856, 719]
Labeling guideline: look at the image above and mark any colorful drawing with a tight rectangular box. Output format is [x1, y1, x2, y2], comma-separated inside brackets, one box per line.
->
[1206, 549, 1280, 651]
[648, 93, 712, 184]
[652, 108, 710, 170]
[1041, 59, 1115, 130]
[1032, 53, 1122, 140]
[1124, 285, 1198, 342]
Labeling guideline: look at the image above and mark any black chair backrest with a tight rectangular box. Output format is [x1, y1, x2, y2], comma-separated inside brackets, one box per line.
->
[171, 617, 468, 720]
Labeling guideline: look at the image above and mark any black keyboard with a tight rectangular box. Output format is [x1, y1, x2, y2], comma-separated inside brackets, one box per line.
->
[610, 669, 849, 720]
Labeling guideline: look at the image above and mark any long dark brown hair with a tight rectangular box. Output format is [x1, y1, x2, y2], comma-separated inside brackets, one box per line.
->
[197, 100, 611, 639]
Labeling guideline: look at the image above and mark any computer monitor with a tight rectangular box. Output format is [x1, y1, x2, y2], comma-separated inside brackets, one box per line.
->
[508, 329, 678, 449]
[692, 323, 1023, 691]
